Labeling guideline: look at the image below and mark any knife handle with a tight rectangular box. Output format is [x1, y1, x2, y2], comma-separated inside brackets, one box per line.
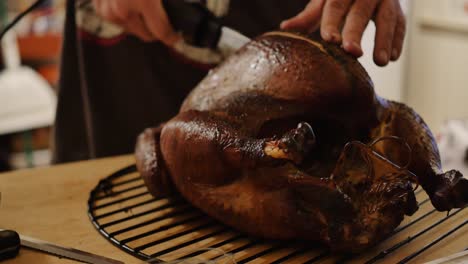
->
[0, 230, 20, 261]
[162, 0, 222, 49]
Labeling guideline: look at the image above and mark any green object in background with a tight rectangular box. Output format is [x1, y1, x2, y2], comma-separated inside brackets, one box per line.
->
[0, 0, 6, 28]
[22, 131, 34, 168]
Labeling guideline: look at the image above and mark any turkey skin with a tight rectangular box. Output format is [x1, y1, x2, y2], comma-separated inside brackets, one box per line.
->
[135, 32, 467, 252]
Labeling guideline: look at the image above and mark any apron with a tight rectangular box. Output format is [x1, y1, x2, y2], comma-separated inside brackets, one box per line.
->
[53, 0, 309, 163]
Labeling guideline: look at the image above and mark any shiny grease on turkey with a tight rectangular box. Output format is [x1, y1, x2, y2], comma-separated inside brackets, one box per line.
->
[135, 31, 468, 252]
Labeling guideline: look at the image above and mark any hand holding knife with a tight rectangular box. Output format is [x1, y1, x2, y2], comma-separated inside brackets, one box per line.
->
[162, 0, 250, 58]
[0, 2, 247, 263]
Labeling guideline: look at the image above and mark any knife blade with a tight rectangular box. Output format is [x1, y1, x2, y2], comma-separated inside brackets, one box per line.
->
[162, 0, 250, 57]
[217, 26, 251, 58]
[0, 229, 124, 264]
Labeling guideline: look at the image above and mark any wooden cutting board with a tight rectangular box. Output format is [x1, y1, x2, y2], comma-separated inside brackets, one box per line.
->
[0, 155, 466, 263]
[0, 155, 138, 264]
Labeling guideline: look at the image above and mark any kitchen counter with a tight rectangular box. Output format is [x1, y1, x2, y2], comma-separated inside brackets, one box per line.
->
[0, 154, 467, 263]
[0, 155, 139, 264]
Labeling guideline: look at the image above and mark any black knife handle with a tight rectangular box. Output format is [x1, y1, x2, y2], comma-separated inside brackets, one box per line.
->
[162, 0, 222, 48]
[0, 230, 20, 261]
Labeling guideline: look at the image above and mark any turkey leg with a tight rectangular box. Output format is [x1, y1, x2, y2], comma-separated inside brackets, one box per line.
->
[160, 110, 317, 186]
[373, 100, 468, 211]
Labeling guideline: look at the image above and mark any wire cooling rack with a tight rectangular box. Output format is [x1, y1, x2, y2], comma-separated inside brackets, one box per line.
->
[88, 165, 467, 263]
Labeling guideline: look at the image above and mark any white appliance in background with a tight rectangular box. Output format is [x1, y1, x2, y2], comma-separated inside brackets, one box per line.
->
[0, 30, 56, 168]
[406, 0, 468, 131]
[0, 30, 56, 135]
[438, 119, 468, 178]
[358, 0, 411, 102]
[437, 0, 468, 20]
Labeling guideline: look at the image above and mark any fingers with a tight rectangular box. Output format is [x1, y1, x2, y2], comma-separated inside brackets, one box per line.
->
[373, 0, 398, 66]
[280, 0, 325, 33]
[108, 0, 129, 21]
[320, 0, 353, 43]
[341, 0, 379, 57]
[92, 0, 104, 17]
[107, 1, 154, 42]
[390, 10, 406, 61]
[138, 0, 180, 46]
[282, 0, 406, 66]
[92, 0, 179, 45]
[93, 0, 115, 23]
[123, 15, 155, 42]
[93, 0, 125, 24]
[93, 0, 151, 42]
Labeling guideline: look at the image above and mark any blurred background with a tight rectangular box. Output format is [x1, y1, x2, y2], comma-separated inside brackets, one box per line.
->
[0, 0, 63, 171]
[0, 0, 468, 172]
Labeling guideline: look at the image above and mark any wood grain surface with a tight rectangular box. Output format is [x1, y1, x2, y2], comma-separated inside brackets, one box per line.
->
[0, 155, 466, 263]
[0, 155, 139, 264]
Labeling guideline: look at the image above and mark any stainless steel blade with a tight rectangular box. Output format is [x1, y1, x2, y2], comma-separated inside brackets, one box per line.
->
[19, 233, 124, 264]
[218, 26, 250, 57]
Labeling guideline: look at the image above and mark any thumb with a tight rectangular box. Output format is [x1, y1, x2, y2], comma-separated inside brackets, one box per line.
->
[138, 0, 180, 46]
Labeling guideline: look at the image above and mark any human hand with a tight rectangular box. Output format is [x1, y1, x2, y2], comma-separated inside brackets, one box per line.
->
[281, 0, 406, 66]
[92, 0, 179, 45]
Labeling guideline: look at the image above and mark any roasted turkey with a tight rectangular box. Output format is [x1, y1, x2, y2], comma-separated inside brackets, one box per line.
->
[135, 31, 467, 252]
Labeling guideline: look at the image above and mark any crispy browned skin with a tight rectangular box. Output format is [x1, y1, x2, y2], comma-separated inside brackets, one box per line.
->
[135, 32, 467, 252]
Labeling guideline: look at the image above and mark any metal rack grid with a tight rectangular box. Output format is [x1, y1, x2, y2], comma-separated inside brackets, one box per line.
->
[88, 165, 467, 263]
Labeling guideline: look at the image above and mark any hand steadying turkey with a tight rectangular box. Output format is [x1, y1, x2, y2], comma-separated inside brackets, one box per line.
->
[135, 31, 467, 252]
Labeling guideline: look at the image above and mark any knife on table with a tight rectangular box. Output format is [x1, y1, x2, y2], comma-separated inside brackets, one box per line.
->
[162, 0, 251, 58]
[0, 229, 123, 264]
